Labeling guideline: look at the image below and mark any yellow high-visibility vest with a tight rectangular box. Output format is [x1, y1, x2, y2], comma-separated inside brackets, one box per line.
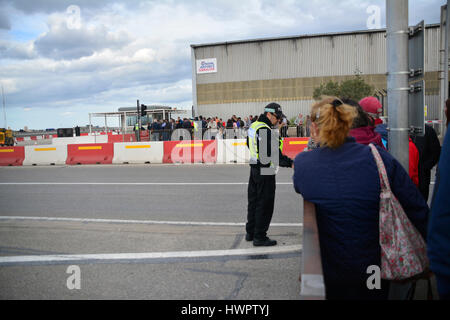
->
[248, 121, 271, 162]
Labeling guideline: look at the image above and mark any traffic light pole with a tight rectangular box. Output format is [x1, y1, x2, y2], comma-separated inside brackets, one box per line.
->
[136, 99, 140, 142]
[386, 0, 409, 171]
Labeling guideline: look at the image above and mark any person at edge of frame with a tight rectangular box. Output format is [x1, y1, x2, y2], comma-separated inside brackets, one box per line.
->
[245, 102, 294, 247]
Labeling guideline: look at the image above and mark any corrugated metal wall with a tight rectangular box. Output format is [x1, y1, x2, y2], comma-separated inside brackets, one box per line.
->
[193, 25, 442, 120]
[194, 32, 388, 83]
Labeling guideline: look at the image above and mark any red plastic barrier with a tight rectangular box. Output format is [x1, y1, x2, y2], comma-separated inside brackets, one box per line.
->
[163, 140, 217, 163]
[108, 134, 136, 143]
[66, 143, 114, 165]
[282, 137, 309, 159]
[140, 130, 150, 142]
[0, 146, 25, 166]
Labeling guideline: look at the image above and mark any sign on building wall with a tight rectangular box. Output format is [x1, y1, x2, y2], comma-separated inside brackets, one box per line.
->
[196, 58, 217, 74]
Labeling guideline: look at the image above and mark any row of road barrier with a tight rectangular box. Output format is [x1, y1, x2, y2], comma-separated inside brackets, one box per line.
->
[0, 137, 309, 166]
[16, 132, 137, 144]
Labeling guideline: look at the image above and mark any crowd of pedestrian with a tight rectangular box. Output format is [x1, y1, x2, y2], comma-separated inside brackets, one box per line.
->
[135, 113, 303, 141]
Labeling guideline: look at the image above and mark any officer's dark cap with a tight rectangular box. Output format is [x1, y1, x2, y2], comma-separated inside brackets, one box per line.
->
[264, 102, 284, 119]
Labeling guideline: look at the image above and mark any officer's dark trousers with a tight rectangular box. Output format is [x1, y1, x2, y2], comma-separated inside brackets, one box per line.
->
[246, 166, 276, 240]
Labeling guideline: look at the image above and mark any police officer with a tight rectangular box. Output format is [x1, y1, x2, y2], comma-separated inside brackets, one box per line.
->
[134, 122, 140, 141]
[246, 103, 293, 246]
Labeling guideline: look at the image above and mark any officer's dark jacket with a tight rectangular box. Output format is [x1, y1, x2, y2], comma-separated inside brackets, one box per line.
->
[246, 114, 293, 168]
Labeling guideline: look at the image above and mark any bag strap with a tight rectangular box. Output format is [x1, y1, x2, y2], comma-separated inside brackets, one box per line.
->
[368, 144, 391, 192]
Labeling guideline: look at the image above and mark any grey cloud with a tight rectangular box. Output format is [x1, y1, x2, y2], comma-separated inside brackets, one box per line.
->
[2, 48, 191, 108]
[0, 41, 36, 59]
[0, 10, 11, 29]
[1, 0, 142, 14]
[34, 21, 132, 60]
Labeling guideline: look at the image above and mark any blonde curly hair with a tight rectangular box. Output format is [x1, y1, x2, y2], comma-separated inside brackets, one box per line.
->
[310, 97, 357, 149]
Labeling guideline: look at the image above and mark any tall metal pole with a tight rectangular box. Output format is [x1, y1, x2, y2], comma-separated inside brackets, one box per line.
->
[1, 85, 6, 128]
[122, 112, 126, 142]
[386, 0, 409, 171]
[191, 47, 198, 118]
[136, 99, 140, 142]
[89, 113, 92, 135]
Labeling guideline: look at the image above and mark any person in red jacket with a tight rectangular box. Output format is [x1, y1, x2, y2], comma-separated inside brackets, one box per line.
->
[359, 96, 383, 126]
[343, 99, 385, 149]
[345, 98, 419, 186]
[409, 137, 419, 187]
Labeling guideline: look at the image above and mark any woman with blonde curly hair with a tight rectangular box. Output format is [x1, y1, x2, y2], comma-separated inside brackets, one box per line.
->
[293, 97, 429, 300]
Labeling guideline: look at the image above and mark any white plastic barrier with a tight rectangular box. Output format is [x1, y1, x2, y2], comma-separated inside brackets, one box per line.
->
[216, 139, 249, 164]
[113, 141, 164, 164]
[23, 144, 68, 166]
[52, 136, 108, 145]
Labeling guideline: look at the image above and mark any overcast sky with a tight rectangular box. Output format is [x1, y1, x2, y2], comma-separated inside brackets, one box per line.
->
[0, 0, 444, 130]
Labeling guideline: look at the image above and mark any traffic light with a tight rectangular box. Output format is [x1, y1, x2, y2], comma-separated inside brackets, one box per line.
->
[141, 104, 147, 116]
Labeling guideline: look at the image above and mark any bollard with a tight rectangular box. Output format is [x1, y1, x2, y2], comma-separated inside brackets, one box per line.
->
[300, 200, 325, 300]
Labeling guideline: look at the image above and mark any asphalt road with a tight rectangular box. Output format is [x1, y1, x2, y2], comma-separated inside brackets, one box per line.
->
[0, 164, 303, 300]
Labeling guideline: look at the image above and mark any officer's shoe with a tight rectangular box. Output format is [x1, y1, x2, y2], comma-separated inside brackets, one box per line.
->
[245, 233, 254, 241]
[253, 237, 277, 247]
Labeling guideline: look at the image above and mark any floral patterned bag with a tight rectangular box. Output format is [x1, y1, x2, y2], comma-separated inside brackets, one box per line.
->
[369, 144, 429, 280]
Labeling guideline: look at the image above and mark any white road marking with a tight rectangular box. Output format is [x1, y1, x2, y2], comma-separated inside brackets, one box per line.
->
[0, 216, 302, 227]
[0, 182, 293, 185]
[0, 245, 302, 266]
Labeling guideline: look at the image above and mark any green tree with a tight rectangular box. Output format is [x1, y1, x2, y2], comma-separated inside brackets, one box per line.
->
[313, 81, 340, 100]
[289, 116, 297, 126]
[313, 75, 375, 101]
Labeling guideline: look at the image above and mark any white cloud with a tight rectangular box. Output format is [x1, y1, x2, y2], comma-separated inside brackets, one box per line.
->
[33, 13, 133, 60]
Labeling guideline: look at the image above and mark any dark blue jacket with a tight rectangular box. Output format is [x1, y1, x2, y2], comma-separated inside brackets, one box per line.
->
[374, 123, 388, 148]
[293, 138, 429, 286]
[151, 122, 161, 131]
[428, 130, 450, 298]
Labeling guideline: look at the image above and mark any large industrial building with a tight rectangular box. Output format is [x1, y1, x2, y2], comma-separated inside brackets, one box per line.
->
[191, 24, 443, 124]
